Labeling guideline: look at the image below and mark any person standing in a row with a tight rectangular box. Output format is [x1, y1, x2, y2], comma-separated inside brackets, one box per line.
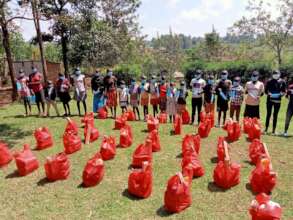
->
[229, 76, 244, 122]
[149, 75, 159, 117]
[203, 74, 215, 113]
[284, 76, 293, 137]
[29, 68, 45, 116]
[104, 69, 117, 118]
[17, 70, 32, 116]
[72, 68, 87, 116]
[56, 73, 71, 116]
[91, 69, 105, 113]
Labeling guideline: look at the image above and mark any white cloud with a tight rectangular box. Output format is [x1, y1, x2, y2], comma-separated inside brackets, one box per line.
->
[162, 0, 182, 8]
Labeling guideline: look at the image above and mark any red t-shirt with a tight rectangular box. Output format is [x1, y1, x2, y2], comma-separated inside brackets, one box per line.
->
[160, 84, 167, 98]
[30, 72, 43, 93]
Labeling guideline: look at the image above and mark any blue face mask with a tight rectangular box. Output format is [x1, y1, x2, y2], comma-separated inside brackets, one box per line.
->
[251, 76, 258, 82]
[233, 81, 240, 87]
[141, 80, 146, 84]
[221, 75, 228, 81]
[107, 72, 113, 77]
[208, 79, 214, 85]
[59, 76, 65, 80]
[151, 79, 156, 84]
[131, 81, 135, 86]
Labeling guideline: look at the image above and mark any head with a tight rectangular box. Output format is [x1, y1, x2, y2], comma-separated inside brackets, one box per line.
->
[18, 69, 25, 78]
[233, 76, 241, 87]
[95, 69, 100, 75]
[107, 69, 113, 77]
[120, 80, 126, 89]
[272, 70, 281, 80]
[75, 68, 81, 76]
[220, 70, 228, 81]
[161, 76, 166, 84]
[170, 82, 175, 88]
[141, 75, 147, 84]
[207, 75, 215, 85]
[47, 80, 53, 87]
[180, 81, 185, 89]
[194, 69, 202, 80]
[58, 73, 65, 80]
[151, 75, 156, 83]
[251, 71, 259, 82]
[32, 67, 38, 74]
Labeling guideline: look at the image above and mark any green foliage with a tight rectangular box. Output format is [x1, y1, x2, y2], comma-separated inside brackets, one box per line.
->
[10, 32, 33, 60]
[44, 43, 62, 63]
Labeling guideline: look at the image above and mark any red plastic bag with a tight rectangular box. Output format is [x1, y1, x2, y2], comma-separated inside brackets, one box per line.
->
[198, 119, 211, 138]
[100, 136, 116, 160]
[182, 134, 201, 157]
[248, 118, 262, 141]
[82, 153, 105, 187]
[181, 108, 190, 125]
[84, 124, 99, 143]
[65, 118, 79, 135]
[81, 112, 95, 127]
[125, 110, 136, 121]
[97, 107, 108, 119]
[213, 161, 241, 189]
[158, 112, 168, 124]
[114, 115, 127, 130]
[200, 111, 214, 128]
[132, 139, 152, 168]
[173, 115, 182, 135]
[249, 139, 267, 165]
[120, 124, 133, 148]
[164, 172, 192, 213]
[249, 193, 282, 220]
[147, 115, 159, 132]
[223, 120, 241, 142]
[250, 158, 277, 194]
[0, 142, 12, 168]
[243, 117, 252, 134]
[14, 144, 39, 176]
[217, 137, 226, 162]
[128, 161, 152, 198]
[44, 152, 70, 181]
[34, 127, 53, 150]
[147, 129, 161, 152]
[63, 131, 82, 154]
[182, 151, 205, 178]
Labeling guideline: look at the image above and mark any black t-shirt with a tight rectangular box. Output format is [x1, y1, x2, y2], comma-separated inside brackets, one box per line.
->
[91, 74, 103, 92]
[204, 84, 215, 103]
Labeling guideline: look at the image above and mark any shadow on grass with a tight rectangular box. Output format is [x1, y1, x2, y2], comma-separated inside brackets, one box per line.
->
[37, 177, 52, 186]
[141, 129, 149, 133]
[207, 182, 227, 193]
[245, 183, 258, 195]
[5, 170, 20, 179]
[176, 153, 182, 159]
[0, 123, 31, 147]
[121, 189, 144, 201]
[210, 157, 218, 163]
[243, 160, 254, 166]
[156, 206, 173, 217]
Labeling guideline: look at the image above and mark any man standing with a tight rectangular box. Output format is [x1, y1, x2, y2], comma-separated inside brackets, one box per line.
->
[72, 68, 87, 116]
[91, 69, 104, 113]
[29, 67, 45, 116]
[284, 75, 293, 137]
[190, 70, 206, 125]
[244, 71, 264, 119]
[264, 70, 286, 135]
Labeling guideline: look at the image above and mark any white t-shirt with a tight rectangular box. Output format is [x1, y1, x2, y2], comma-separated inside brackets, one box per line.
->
[190, 78, 206, 98]
[119, 87, 129, 102]
[73, 74, 86, 92]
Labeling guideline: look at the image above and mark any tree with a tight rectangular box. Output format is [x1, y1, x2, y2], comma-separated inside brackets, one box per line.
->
[231, 0, 293, 66]
[204, 26, 221, 61]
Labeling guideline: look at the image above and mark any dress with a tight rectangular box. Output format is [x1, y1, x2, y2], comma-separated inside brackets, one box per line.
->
[129, 85, 140, 107]
[166, 87, 177, 116]
[140, 83, 150, 106]
[72, 74, 87, 102]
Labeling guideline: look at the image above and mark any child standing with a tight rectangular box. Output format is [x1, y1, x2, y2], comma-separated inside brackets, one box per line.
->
[129, 78, 141, 120]
[56, 73, 71, 116]
[149, 75, 159, 117]
[229, 76, 244, 122]
[203, 75, 216, 113]
[44, 80, 60, 117]
[140, 75, 150, 120]
[166, 82, 177, 123]
[118, 80, 129, 113]
[17, 70, 32, 116]
[176, 81, 188, 115]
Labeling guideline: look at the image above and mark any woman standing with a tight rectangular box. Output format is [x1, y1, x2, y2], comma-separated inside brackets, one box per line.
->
[29, 67, 45, 116]
[176, 81, 188, 115]
[149, 75, 159, 117]
[166, 82, 177, 123]
[140, 75, 150, 120]
[91, 69, 104, 113]
[17, 70, 32, 116]
[104, 69, 117, 118]
[56, 73, 71, 116]
[129, 78, 141, 120]
[72, 68, 87, 116]
[159, 75, 167, 113]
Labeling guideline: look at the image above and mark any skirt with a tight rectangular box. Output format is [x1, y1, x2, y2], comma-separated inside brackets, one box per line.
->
[177, 104, 186, 115]
[35, 90, 45, 103]
[167, 97, 177, 115]
[150, 94, 159, 106]
[159, 96, 167, 112]
[130, 99, 139, 107]
[106, 90, 118, 107]
[141, 93, 149, 106]
[59, 92, 71, 104]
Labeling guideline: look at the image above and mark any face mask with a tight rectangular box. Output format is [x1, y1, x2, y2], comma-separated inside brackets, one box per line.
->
[251, 76, 258, 82]
[59, 76, 65, 80]
[121, 85, 125, 89]
[272, 74, 280, 80]
[151, 79, 156, 84]
[131, 81, 135, 86]
[95, 72, 100, 76]
[208, 79, 214, 85]
[194, 74, 200, 80]
[221, 75, 228, 81]
[233, 81, 240, 87]
[161, 80, 165, 84]
[107, 72, 113, 77]
[141, 80, 146, 84]
[180, 86, 185, 90]
[75, 71, 81, 76]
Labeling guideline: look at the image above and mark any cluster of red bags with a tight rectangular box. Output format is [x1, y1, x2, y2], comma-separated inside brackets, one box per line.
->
[200, 111, 215, 128]
[123, 110, 136, 121]
[63, 130, 82, 154]
[250, 158, 277, 194]
[128, 161, 152, 198]
[243, 117, 262, 141]
[164, 172, 192, 213]
[182, 134, 201, 156]
[132, 139, 152, 168]
[173, 115, 182, 135]
[45, 152, 70, 181]
[14, 144, 39, 176]
[198, 119, 211, 138]
[181, 108, 190, 125]
[147, 115, 159, 132]
[65, 118, 79, 135]
[157, 112, 167, 124]
[147, 129, 161, 152]
[115, 115, 127, 130]
[249, 193, 282, 220]
[82, 153, 105, 187]
[0, 142, 12, 167]
[223, 120, 241, 142]
[213, 161, 241, 189]
[97, 107, 108, 119]
[100, 136, 116, 160]
[120, 124, 133, 148]
[249, 139, 268, 165]
[34, 127, 53, 150]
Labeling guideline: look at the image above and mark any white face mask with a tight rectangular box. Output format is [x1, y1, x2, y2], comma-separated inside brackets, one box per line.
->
[272, 74, 280, 80]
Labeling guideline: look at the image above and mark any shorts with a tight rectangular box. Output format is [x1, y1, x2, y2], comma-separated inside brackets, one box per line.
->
[130, 99, 139, 107]
[244, 105, 260, 119]
[230, 104, 241, 112]
[74, 91, 87, 102]
[159, 96, 167, 111]
[120, 101, 128, 107]
[59, 92, 71, 104]
[217, 99, 229, 112]
[35, 90, 45, 103]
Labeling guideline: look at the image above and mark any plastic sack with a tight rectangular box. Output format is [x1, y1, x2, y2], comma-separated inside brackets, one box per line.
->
[223, 120, 241, 142]
[0, 142, 12, 167]
[181, 108, 190, 125]
[182, 134, 201, 157]
[119, 124, 133, 148]
[243, 117, 252, 134]
[213, 161, 241, 189]
[84, 124, 99, 143]
[249, 193, 282, 220]
[34, 127, 53, 150]
[82, 153, 105, 187]
[173, 115, 182, 135]
[249, 139, 267, 165]
[44, 152, 70, 181]
[248, 118, 262, 141]
[65, 118, 79, 135]
[182, 151, 205, 178]
[164, 172, 192, 213]
[217, 137, 226, 162]
[200, 111, 214, 128]
[147, 129, 161, 152]
[147, 115, 159, 132]
[158, 112, 168, 124]
[125, 110, 136, 121]
[132, 139, 152, 168]
[81, 112, 95, 127]
[114, 115, 127, 130]
[97, 107, 108, 119]
[63, 131, 82, 154]
[100, 136, 116, 161]
[250, 158, 277, 194]
[198, 119, 211, 138]
[14, 144, 39, 176]
[128, 161, 152, 198]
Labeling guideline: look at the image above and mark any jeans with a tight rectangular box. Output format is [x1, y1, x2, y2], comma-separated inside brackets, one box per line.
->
[265, 100, 281, 132]
[191, 97, 203, 124]
[285, 103, 293, 132]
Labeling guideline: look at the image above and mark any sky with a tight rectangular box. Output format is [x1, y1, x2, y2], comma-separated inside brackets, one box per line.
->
[16, 0, 279, 41]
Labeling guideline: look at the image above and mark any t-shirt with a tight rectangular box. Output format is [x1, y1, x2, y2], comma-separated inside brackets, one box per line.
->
[245, 81, 264, 106]
[215, 79, 232, 102]
[118, 87, 129, 102]
[203, 84, 215, 103]
[18, 76, 31, 97]
[159, 84, 167, 98]
[72, 74, 86, 92]
[230, 85, 244, 106]
[29, 72, 43, 93]
[56, 78, 70, 93]
[265, 78, 286, 103]
[190, 78, 206, 98]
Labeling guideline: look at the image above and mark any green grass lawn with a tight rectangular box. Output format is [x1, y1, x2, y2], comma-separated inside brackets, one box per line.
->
[0, 94, 293, 220]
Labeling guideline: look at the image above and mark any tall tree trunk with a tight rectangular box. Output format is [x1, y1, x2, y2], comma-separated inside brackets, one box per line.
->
[31, 0, 48, 82]
[0, 10, 17, 101]
[61, 33, 69, 78]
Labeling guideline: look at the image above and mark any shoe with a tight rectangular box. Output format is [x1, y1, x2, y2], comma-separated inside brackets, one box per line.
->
[283, 132, 288, 137]
[215, 124, 220, 128]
